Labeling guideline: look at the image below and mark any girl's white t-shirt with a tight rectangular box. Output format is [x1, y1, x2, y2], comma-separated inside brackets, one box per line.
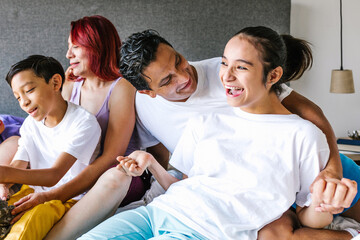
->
[151, 108, 329, 239]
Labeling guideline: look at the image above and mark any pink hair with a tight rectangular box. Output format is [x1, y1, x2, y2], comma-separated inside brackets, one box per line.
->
[70, 15, 122, 81]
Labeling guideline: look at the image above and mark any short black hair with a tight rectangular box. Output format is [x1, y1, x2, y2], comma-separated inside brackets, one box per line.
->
[6, 55, 65, 90]
[120, 29, 173, 90]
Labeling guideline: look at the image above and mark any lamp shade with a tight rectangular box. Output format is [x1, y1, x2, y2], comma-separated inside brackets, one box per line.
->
[330, 69, 355, 93]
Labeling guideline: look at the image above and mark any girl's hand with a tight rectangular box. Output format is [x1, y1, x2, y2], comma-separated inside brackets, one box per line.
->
[116, 150, 154, 177]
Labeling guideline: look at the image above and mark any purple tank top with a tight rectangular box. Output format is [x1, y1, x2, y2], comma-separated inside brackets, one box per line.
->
[69, 78, 138, 155]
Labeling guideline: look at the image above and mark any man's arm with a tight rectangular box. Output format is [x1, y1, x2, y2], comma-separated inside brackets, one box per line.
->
[282, 90, 358, 213]
[146, 143, 170, 169]
[282, 91, 342, 179]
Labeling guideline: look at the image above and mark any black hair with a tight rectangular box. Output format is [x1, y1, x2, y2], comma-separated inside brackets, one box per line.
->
[6, 55, 65, 90]
[120, 29, 173, 90]
[234, 26, 313, 94]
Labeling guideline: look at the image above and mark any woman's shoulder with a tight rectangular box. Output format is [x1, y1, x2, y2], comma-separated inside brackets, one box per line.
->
[109, 77, 136, 109]
[112, 77, 136, 96]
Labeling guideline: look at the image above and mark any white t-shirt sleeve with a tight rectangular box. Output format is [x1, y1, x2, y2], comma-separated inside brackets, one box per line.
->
[170, 117, 202, 176]
[135, 116, 160, 149]
[295, 126, 329, 207]
[13, 134, 30, 162]
[279, 83, 293, 102]
[63, 116, 101, 165]
[13, 119, 31, 162]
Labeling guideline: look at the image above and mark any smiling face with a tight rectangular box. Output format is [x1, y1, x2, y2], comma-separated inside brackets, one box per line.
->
[11, 70, 58, 122]
[140, 43, 198, 102]
[66, 36, 92, 78]
[219, 36, 274, 112]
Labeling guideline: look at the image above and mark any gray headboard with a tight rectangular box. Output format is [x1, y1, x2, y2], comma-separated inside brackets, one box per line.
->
[0, 0, 290, 117]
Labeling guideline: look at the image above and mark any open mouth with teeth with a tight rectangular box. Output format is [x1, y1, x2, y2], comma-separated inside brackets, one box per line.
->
[226, 86, 244, 97]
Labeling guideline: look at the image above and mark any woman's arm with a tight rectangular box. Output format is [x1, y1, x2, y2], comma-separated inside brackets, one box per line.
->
[49, 79, 136, 200]
[0, 152, 76, 187]
[61, 69, 75, 101]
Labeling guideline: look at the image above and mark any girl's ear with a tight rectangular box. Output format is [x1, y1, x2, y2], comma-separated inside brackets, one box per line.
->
[50, 74, 63, 91]
[266, 66, 283, 87]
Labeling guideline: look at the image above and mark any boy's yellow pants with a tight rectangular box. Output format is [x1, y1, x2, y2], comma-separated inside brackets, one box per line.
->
[5, 185, 77, 240]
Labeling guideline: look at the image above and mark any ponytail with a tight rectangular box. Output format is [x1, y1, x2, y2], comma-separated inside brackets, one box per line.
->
[281, 34, 313, 83]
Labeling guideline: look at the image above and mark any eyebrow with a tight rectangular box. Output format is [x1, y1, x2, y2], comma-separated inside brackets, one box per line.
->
[222, 55, 254, 66]
[13, 82, 35, 93]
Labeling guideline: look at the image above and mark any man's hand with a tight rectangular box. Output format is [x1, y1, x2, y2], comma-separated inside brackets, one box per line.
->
[311, 177, 357, 214]
[116, 151, 153, 177]
[10, 191, 50, 224]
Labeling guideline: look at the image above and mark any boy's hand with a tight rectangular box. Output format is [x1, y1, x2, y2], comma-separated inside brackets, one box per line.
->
[116, 150, 153, 177]
[311, 177, 357, 214]
[0, 184, 9, 201]
[10, 191, 49, 224]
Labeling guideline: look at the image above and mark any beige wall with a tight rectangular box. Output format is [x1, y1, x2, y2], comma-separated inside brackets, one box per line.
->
[290, 0, 360, 137]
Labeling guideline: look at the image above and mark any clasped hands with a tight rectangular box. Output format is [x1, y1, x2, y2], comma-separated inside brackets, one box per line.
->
[311, 175, 357, 214]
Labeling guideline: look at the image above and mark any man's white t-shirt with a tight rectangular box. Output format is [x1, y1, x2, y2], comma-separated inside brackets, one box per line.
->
[150, 108, 329, 239]
[14, 102, 101, 200]
[135, 57, 293, 153]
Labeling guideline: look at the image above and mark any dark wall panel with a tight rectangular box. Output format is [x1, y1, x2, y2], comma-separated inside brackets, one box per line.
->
[0, 0, 290, 116]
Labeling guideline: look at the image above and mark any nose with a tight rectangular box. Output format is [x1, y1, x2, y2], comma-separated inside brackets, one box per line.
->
[175, 65, 189, 84]
[222, 67, 236, 83]
[66, 47, 73, 59]
[20, 96, 30, 108]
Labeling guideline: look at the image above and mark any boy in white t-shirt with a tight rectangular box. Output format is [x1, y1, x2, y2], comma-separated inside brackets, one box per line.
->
[0, 55, 101, 240]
